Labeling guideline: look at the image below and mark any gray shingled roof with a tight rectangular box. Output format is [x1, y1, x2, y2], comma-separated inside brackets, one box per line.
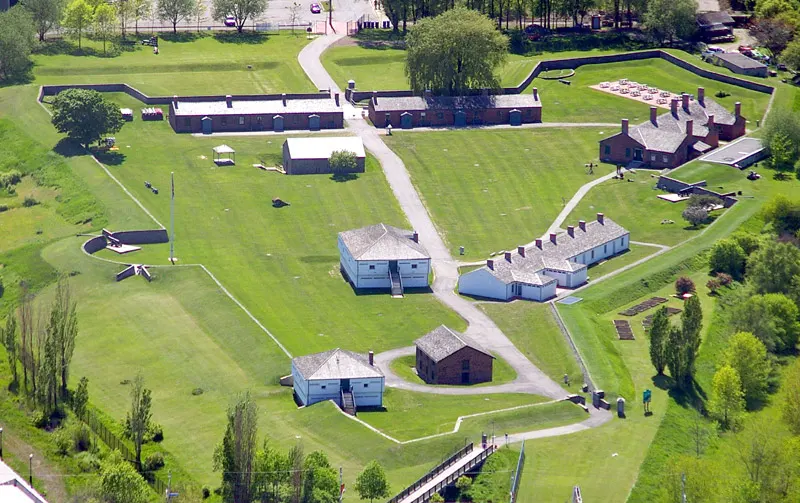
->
[697, 12, 735, 27]
[414, 325, 494, 363]
[339, 223, 430, 261]
[172, 97, 339, 117]
[292, 348, 383, 380]
[372, 93, 541, 113]
[477, 216, 628, 286]
[714, 52, 767, 70]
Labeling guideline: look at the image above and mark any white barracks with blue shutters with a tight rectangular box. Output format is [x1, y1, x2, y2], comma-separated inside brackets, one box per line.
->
[458, 213, 630, 302]
[291, 349, 385, 408]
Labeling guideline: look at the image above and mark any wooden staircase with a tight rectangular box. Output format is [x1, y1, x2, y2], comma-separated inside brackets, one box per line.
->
[341, 389, 356, 416]
[389, 262, 403, 297]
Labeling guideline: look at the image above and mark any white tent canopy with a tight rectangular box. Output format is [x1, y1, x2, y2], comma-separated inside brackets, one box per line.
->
[212, 144, 235, 165]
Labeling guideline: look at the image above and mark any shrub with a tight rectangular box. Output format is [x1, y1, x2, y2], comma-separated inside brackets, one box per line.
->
[716, 272, 733, 287]
[687, 194, 722, 209]
[202, 487, 211, 499]
[22, 195, 38, 207]
[329, 150, 358, 173]
[675, 276, 696, 296]
[707, 279, 721, 293]
[0, 204, 8, 212]
[75, 451, 101, 472]
[53, 428, 72, 456]
[0, 170, 21, 188]
[72, 423, 92, 452]
[147, 422, 164, 443]
[143, 452, 165, 472]
[715, 90, 730, 98]
[31, 410, 48, 428]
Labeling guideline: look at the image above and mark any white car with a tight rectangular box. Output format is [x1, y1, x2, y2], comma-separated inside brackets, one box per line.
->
[224, 15, 236, 27]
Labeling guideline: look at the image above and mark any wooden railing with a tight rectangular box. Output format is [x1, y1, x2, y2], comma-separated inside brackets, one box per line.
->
[387, 443, 476, 503]
[403, 445, 496, 503]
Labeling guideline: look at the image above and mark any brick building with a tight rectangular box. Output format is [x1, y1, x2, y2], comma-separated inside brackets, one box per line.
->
[414, 325, 494, 385]
[282, 137, 365, 175]
[368, 88, 542, 129]
[599, 87, 746, 169]
[168, 94, 343, 134]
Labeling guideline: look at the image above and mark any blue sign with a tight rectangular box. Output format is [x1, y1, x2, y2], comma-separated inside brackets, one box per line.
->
[643, 389, 652, 403]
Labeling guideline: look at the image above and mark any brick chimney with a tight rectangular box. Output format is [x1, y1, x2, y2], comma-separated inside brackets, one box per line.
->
[735, 102, 741, 117]
[697, 87, 705, 105]
[368, 350, 374, 366]
[281, 93, 287, 106]
[504, 251, 512, 262]
[226, 95, 233, 108]
[412, 231, 419, 243]
[517, 246, 525, 257]
[549, 232, 557, 244]
[621, 119, 629, 135]
[334, 93, 340, 106]
[533, 87, 539, 101]
[535, 238, 543, 249]
[686, 119, 694, 137]
[707, 114, 715, 130]
[650, 106, 657, 124]
[671, 98, 678, 116]
[486, 259, 494, 270]
[567, 225, 575, 237]
[682, 93, 690, 111]
[597, 212, 605, 224]
[579, 219, 586, 231]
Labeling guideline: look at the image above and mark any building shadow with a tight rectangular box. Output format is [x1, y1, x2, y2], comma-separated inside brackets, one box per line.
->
[298, 255, 338, 264]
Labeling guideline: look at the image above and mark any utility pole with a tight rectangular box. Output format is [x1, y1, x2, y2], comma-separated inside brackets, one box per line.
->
[681, 473, 687, 503]
[339, 467, 344, 503]
[169, 172, 175, 264]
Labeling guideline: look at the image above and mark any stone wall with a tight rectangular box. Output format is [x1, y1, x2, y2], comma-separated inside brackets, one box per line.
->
[83, 236, 108, 255]
[111, 229, 169, 245]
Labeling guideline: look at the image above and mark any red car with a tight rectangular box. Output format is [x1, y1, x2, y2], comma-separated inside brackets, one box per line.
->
[310, 3, 321, 13]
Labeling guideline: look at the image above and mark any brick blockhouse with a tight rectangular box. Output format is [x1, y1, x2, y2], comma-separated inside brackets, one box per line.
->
[414, 325, 494, 385]
[368, 88, 542, 129]
[599, 87, 746, 169]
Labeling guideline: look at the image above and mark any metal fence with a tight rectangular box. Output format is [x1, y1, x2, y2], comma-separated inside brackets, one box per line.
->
[510, 441, 526, 503]
[405, 445, 496, 503]
[387, 443, 475, 503]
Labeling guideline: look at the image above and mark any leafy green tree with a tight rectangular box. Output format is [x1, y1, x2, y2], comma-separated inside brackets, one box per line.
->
[99, 450, 151, 503]
[675, 276, 696, 296]
[747, 240, 800, 295]
[709, 365, 744, 430]
[62, 0, 93, 49]
[213, 391, 258, 503]
[662, 455, 722, 502]
[782, 358, 800, 434]
[405, 7, 508, 95]
[731, 231, 761, 256]
[355, 460, 390, 503]
[252, 440, 290, 503]
[211, 0, 268, 33]
[666, 296, 702, 389]
[131, 0, 151, 34]
[769, 132, 795, 171]
[731, 293, 800, 353]
[648, 306, 669, 375]
[288, 443, 305, 503]
[682, 206, 709, 228]
[51, 88, 124, 147]
[329, 150, 358, 174]
[303, 451, 338, 503]
[723, 332, 771, 407]
[127, 373, 152, 470]
[48, 277, 77, 401]
[782, 38, 800, 72]
[455, 475, 472, 492]
[733, 416, 800, 501]
[642, 0, 697, 44]
[761, 195, 800, 236]
[21, 0, 66, 41]
[93, 2, 116, 55]
[750, 17, 794, 54]
[709, 239, 747, 280]
[3, 315, 18, 387]
[0, 6, 36, 82]
[429, 494, 444, 503]
[762, 108, 800, 166]
[156, 0, 193, 33]
[73, 376, 89, 419]
[114, 0, 133, 37]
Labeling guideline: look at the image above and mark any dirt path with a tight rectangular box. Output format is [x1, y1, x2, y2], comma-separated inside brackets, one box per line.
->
[2, 428, 69, 503]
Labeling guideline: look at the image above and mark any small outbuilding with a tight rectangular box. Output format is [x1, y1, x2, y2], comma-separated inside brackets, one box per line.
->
[212, 144, 235, 165]
[414, 325, 494, 385]
[711, 52, 768, 77]
[282, 137, 366, 175]
[291, 348, 384, 413]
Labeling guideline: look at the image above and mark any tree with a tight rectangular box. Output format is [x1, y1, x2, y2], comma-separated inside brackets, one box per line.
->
[114, 0, 133, 37]
[131, 0, 151, 35]
[303, 451, 338, 503]
[157, 0, 193, 33]
[0, 6, 35, 82]
[682, 206, 709, 228]
[99, 450, 151, 503]
[405, 7, 508, 95]
[734, 416, 800, 501]
[252, 440, 289, 503]
[3, 315, 18, 387]
[192, 0, 204, 31]
[642, 0, 697, 44]
[750, 17, 795, 54]
[93, 2, 116, 55]
[329, 150, 358, 174]
[769, 132, 795, 171]
[762, 108, 800, 165]
[288, 443, 304, 503]
[648, 306, 669, 375]
[127, 373, 152, 469]
[73, 376, 89, 419]
[781, 358, 800, 434]
[782, 38, 800, 72]
[747, 240, 800, 295]
[429, 493, 444, 503]
[62, 0, 93, 49]
[48, 277, 77, 405]
[730, 293, 800, 353]
[675, 276, 696, 296]
[355, 460, 389, 503]
[723, 332, 771, 408]
[761, 195, 800, 236]
[211, 0, 268, 33]
[455, 475, 472, 493]
[213, 391, 258, 503]
[708, 365, 744, 429]
[22, 0, 66, 41]
[287, 1, 301, 32]
[731, 231, 761, 256]
[667, 296, 702, 389]
[709, 239, 747, 281]
[51, 88, 124, 148]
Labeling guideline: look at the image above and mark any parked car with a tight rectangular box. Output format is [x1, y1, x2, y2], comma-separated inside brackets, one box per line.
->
[310, 2, 321, 13]
[224, 15, 236, 27]
[706, 45, 724, 53]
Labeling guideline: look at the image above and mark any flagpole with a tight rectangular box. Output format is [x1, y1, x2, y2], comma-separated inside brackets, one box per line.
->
[170, 172, 175, 263]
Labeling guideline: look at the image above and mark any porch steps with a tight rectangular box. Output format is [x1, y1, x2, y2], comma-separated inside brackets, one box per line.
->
[389, 266, 404, 298]
[342, 390, 356, 416]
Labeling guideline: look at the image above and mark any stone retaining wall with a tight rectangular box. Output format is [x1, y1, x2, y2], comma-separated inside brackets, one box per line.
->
[83, 236, 108, 255]
[111, 229, 169, 244]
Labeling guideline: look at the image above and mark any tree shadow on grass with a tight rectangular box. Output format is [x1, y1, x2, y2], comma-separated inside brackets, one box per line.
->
[94, 150, 127, 166]
[653, 374, 707, 413]
[330, 172, 359, 182]
[53, 138, 86, 158]
[213, 31, 270, 44]
[160, 32, 203, 43]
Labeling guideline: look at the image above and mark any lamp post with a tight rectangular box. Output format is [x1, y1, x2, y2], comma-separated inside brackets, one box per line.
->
[29, 454, 33, 486]
[0, 427, 4, 459]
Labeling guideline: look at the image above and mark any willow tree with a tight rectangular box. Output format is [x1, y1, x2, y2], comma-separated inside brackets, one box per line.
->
[405, 7, 508, 96]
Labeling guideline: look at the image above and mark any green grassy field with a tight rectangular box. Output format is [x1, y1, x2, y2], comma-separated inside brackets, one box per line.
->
[390, 353, 517, 387]
[384, 128, 613, 259]
[586, 243, 658, 278]
[32, 32, 315, 94]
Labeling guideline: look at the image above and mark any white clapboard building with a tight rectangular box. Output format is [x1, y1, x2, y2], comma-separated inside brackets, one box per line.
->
[458, 213, 629, 301]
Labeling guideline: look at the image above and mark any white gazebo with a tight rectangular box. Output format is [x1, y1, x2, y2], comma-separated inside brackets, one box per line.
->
[212, 144, 235, 165]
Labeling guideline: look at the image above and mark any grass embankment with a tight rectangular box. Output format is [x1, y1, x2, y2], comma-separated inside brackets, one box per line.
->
[385, 128, 612, 259]
[389, 353, 517, 387]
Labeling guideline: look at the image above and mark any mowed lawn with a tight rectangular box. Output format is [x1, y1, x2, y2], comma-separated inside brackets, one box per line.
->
[32, 33, 315, 94]
[384, 128, 613, 259]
